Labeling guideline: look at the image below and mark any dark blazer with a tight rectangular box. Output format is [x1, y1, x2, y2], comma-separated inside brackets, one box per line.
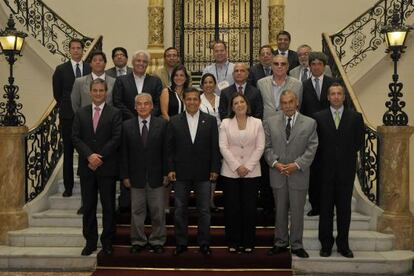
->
[248, 63, 271, 87]
[273, 49, 300, 72]
[120, 116, 168, 188]
[218, 83, 264, 120]
[72, 104, 122, 177]
[105, 66, 133, 78]
[313, 108, 364, 185]
[112, 72, 162, 120]
[52, 61, 91, 119]
[167, 111, 220, 181]
[300, 75, 335, 118]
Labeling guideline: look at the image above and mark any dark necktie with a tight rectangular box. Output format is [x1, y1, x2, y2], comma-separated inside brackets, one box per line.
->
[302, 68, 308, 81]
[286, 117, 292, 141]
[75, 63, 81, 78]
[238, 85, 243, 94]
[141, 120, 148, 146]
[264, 67, 271, 76]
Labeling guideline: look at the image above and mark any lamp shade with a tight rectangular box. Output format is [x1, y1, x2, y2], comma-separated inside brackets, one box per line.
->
[0, 15, 27, 55]
[385, 30, 408, 47]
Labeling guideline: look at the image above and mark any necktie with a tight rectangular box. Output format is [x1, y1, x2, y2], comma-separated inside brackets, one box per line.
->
[264, 67, 271, 76]
[314, 78, 321, 100]
[93, 106, 101, 133]
[117, 69, 124, 76]
[286, 117, 292, 141]
[302, 68, 308, 81]
[238, 86, 243, 94]
[75, 63, 82, 78]
[335, 110, 340, 129]
[141, 120, 149, 146]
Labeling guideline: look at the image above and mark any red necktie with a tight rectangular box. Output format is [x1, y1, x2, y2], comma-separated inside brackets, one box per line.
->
[93, 106, 101, 132]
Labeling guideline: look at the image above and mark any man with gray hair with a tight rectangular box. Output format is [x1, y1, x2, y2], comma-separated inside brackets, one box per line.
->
[290, 45, 332, 81]
[120, 93, 168, 254]
[113, 50, 163, 121]
[113, 50, 163, 213]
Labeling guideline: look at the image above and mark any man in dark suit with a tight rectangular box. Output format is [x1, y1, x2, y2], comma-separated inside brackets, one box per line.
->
[120, 93, 168, 254]
[113, 50, 163, 212]
[105, 47, 133, 78]
[219, 63, 263, 120]
[167, 87, 220, 256]
[300, 52, 335, 217]
[272, 31, 300, 73]
[248, 45, 274, 87]
[52, 38, 91, 197]
[72, 78, 122, 256]
[314, 84, 364, 258]
[113, 50, 163, 120]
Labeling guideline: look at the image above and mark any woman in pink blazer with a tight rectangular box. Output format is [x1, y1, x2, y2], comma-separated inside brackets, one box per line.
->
[219, 93, 265, 253]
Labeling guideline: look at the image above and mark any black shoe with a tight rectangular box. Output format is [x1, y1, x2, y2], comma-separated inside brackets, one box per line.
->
[77, 206, 83, 215]
[102, 245, 113, 255]
[174, 245, 188, 256]
[337, 248, 354, 258]
[199, 244, 211, 256]
[267, 245, 289, 256]
[307, 209, 319, 216]
[243, 247, 253, 253]
[130, 244, 145, 254]
[150, 245, 165, 254]
[291, 248, 309, 258]
[319, 248, 332, 257]
[62, 190, 72, 197]
[81, 245, 97, 256]
[228, 246, 238, 253]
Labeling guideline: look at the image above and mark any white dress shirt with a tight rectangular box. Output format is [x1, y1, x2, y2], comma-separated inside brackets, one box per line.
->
[92, 72, 106, 80]
[138, 115, 151, 134]
[91, 102, 105, 119]
[71, 60, 84, 76]
[134, 73, 146, 94]
[186, 110, 200, 143]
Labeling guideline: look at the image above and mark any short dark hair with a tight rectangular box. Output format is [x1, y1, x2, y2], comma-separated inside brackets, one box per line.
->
[183, 87, 201, 99]
[212, 40, 227, 50]
[112, 47, 128, 59]
[277, 30, 291, 41]
[328, 83, 345, 95]
[90, 51, 107, 63]
[228, 92, 252, 118]
[260, 44, 274, 54]
[164, 47, 179, 57]
[69, 38, 84, 49]
[89, 78, 108, 91]
[171, 64, 190, 91]
[200, 73, 217, 87]
[309, 51, 328, 66]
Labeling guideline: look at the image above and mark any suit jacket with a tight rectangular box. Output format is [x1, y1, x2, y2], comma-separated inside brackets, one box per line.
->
[313, 108, 364, 185]
[72, 104, 122, 177]
[105, 66, 133, 78]
[52, 61, 91, 119]
[248, 63, 272, 87]
[272, 49, 300, 72]
[290, 65, 333, 81]
[154, 66, 193, 88]
[218, 83, 263, 120]
[71, 74, 116, 113]
[167, 111, 220, 181]
[120, 116, 168, 188]
[263, 112, 318, 190]
[300, 75, 335, 118]
[257, 75, 303, 120]
[219, 117, 265, 178]
[112, 72, 162, 120]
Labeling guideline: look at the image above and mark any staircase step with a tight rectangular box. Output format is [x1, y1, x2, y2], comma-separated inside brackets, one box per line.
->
[49, 194, 101, 210]
[0, 245, 95, 271]
[30, 209, 95, 227]
[293, 250, 414, 274]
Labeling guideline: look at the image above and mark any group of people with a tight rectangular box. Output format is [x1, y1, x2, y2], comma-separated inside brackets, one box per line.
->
[52, 30, 364, 259]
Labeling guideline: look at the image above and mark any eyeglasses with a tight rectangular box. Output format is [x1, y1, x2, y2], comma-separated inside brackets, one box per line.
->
[273, 62, 287, 66]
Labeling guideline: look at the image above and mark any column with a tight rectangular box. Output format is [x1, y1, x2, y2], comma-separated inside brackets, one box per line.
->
[268, 0, 284, 49]
[147, 0, 165, 74]
[377, 126, 414, 249]
[0, 126, 29, 243]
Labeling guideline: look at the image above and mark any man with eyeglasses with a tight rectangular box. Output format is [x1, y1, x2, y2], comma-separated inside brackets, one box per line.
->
[257, 55, 302, 120]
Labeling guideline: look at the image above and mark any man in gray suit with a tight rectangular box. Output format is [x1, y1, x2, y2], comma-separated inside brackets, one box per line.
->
[106, 47, 133, 78]
[257, 55, 302, 120]
[290, 45, 332, 82]
[72, 51, 116, 113]
[264, 90, 318, 258]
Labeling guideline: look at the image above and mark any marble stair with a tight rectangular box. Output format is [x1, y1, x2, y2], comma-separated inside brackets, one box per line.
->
[0, 176, 414, 273]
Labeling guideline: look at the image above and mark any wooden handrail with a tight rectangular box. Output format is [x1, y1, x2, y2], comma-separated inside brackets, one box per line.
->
[28, 35, 103, 131]
[322, 32, 377, 132]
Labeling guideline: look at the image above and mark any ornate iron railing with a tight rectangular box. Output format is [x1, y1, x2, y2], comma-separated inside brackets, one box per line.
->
[322, 33, 380, 205]
[3, 0, 95, 61]
[2, 0, 104, 202]
[329, 0, 414, 72]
